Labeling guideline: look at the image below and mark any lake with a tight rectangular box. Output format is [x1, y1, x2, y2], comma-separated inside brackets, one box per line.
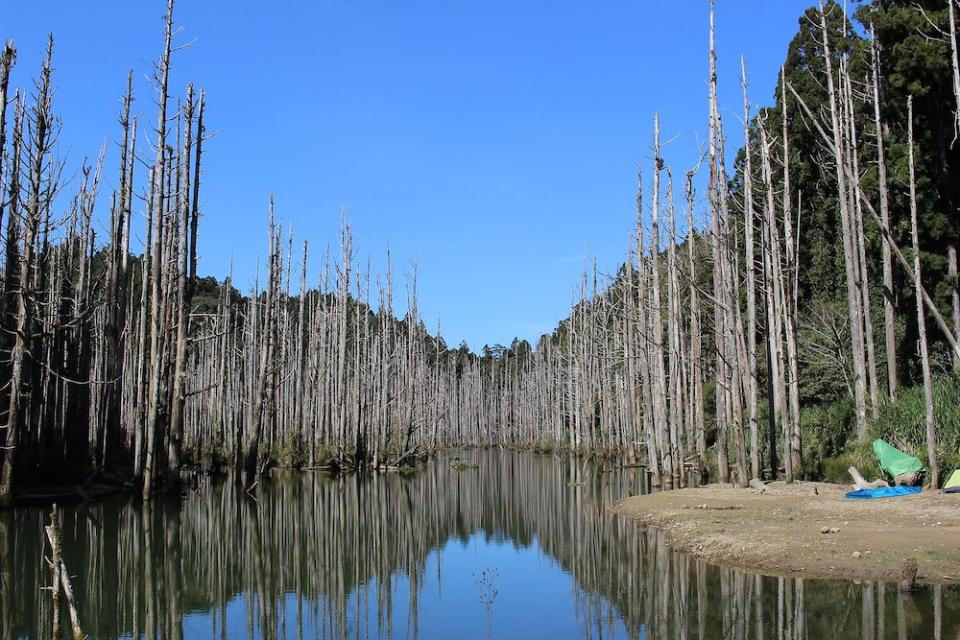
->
[1, 450, 956, 638]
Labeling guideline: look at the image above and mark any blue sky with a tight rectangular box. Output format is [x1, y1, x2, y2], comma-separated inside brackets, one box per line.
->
[1, 0, 813, 351]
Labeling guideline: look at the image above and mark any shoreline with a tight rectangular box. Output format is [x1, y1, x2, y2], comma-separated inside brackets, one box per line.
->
[611, 481, 960, 585]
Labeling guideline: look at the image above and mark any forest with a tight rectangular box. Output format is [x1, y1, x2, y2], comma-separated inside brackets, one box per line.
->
[1, 0, 959, 507]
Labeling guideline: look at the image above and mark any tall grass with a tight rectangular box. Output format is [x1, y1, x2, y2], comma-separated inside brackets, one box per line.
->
[800, 372, 960, 484]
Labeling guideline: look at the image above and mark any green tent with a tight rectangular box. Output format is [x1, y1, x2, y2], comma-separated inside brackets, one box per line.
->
[944, 469, 960, 494]
[872, 439, 925, 478]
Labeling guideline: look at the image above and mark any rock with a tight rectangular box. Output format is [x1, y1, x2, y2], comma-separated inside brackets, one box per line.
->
[829, 527, 840, 534]
[820, 526, 830, 534]
[852, 551, 862, 559]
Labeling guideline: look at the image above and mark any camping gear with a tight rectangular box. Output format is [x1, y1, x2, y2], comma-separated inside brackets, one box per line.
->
[873, 439, 924, 485]
[845, 486, 922, 499]
[944, 469, 960, 494]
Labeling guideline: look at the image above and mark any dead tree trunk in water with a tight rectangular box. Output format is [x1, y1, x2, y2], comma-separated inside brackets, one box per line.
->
[142, 0, 175, 501]
[666, 171, 685, 486]
[635, 169, 662, 488]
[649, 115, 672, 489]
[167, 84, 195, 476]
[0, 38, 55, 507]
[45, 507, 84, 640]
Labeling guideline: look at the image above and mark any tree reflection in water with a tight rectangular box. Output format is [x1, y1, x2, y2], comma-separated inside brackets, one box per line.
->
[1, 451, 957, 639]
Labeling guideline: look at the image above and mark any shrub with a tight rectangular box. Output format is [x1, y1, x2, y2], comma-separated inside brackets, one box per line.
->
[800, 397, 855, 479]
[871, 372, 960, 484]
[794, 372, 960, 484]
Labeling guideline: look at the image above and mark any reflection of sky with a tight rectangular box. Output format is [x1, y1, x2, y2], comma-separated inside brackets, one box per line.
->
[183, 532, 634, 640]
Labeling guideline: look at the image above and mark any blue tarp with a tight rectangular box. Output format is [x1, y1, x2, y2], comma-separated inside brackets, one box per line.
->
[845, 486, 922, 499]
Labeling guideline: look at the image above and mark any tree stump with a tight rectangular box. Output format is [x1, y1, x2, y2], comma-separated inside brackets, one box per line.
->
[899, 557, 918, 592]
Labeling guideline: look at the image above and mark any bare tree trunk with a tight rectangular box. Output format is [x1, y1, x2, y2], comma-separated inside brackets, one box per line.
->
[142, 0, 176, 500]
[168, 84, 196, 475]
[760, 123, 792, 482]
[649, 115, 672, 489]
[666, 171, 685, 486]
[907, 96, 939, 489]
[0, 41, 15, 241]
[870, 30, 898, 398]
[708, 0, 730, 484]
[635, 169, 662, 487]
[842, 65, 880, 420]
[950, 0, 960, 142]
[788, 84, 960, 363]
[0, 39, 55, 507]
[950, 246, 960, 370]
[819, 0, 869, 440]
[740, 58, 760, 480]
[780, 71, 802, 476]
[685, 170, 706, 470]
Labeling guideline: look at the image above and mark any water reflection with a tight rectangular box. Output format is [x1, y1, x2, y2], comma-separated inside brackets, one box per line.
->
[1, 451, 957, 639]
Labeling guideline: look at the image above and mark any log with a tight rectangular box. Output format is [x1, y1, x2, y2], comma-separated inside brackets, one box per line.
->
[59, 561, 84, 640]
[44, 506, 84, 640]
[848, 466, 889, 491]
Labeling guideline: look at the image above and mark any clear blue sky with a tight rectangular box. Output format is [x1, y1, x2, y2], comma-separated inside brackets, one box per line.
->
[1, 1, 813, 351]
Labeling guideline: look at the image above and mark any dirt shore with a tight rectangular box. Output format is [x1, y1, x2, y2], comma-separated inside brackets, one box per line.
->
[612, 481, 960, 585]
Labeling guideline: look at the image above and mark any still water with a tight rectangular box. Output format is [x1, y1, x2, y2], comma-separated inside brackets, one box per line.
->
[1, 451, 957, 639]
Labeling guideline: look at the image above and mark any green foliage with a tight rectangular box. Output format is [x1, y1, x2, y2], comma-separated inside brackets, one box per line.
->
[820, 447, 882, 485]
[801, 373, 960, 484]
[700, 448, 720, 484]
[530, 437, 560, 454]
[274, 436, 307, 468]
[800, 397, 856, 478]
[871, 372, 960, 481]
[450, 459, 478, 471]
[312, 444, 338, 466]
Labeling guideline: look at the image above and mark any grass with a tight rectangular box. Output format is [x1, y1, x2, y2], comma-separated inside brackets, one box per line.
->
[802, 371, 960, 485]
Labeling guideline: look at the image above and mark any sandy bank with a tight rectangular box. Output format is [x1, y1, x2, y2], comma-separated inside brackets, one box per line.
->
[612, 481, 960, 585]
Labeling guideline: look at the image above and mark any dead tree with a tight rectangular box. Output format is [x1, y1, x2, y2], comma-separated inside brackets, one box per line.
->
[0, 38, 56, 507]
[907, 96, 939, 489]
[819, 0, 869, 439]
[870, 29, 898, 398]
[739, 58, 760, 479]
